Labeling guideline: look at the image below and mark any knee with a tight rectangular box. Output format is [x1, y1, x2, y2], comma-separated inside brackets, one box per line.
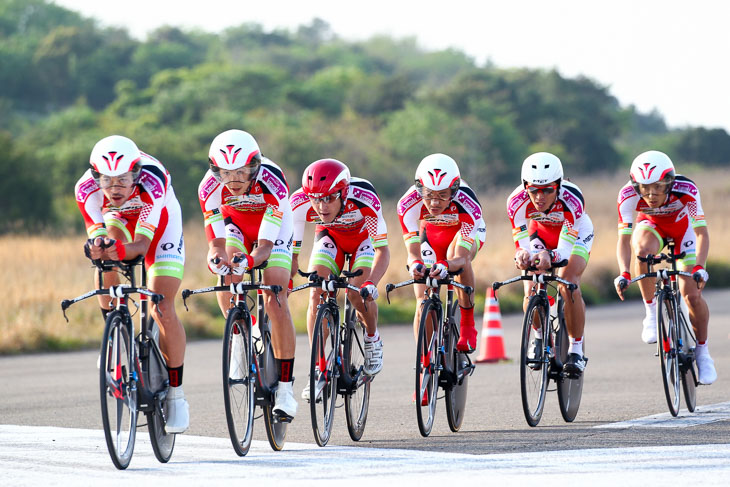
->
[684, 291, 703, 309]
[347, 289, 364, 308]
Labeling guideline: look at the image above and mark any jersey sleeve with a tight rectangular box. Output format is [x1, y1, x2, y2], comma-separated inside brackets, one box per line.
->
[257, 164, 291, 243]
[290, 189, 311, 255]
[198, 172, 225, 241]
[397, 187, 422, 246]
[617, 183, 639, 236]
[364, 190, 388, 249]
[506, 185, 530, 251]
[75, 171, 107, 239]
[453, 186, 482, 251]
[680, 182, 707, 229]
[131, 162, 170, 241]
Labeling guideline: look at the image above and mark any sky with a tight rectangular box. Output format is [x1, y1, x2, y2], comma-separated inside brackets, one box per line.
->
[53, 0, 730, 132]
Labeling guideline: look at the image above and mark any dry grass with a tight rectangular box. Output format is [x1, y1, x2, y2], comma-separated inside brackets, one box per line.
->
[3, 169, 729, 353]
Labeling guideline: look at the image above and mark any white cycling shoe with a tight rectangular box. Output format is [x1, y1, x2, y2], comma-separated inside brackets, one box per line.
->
[641, 303, 658, 344]
[164, 385, 189, 434]
[301, 381, 310, 401]
[364, 337, 384, 376]
[696, 346, 717, 385]
[274, 381, 297, 419]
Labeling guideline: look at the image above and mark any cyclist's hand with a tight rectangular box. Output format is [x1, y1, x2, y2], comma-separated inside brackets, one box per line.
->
[514, 248, 531, 270]
[614, 272, 630, 301]
[360, 281, 378, 301]
[532, 250, 551, 271]
[409, 260, 426, 278]
[692, 265, 709, 290]
[430, 260, 449, 279]
[84, 238, 102, 260]
[104, 238, 126, 261]
[208, 257, 230, 276]
[231, 253, 254, 276]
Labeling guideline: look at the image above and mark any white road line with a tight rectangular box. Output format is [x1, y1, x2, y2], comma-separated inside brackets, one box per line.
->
[595, 401, 730, 428]
[1, 425, 730, 485]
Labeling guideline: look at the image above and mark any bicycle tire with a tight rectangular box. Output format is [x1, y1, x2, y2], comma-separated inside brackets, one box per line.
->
[310, 305, 339, 446]
[416, 298, 440, 437]
[222, 308, 254, 456]
[145, 322, 175, 462]
[555, 303, 584, 423]
[99, 310, 137, 470]
[343, 310, 370, 441]
[678, 308, 697, 412]
[261, 314, 287, 451]
[657, 291, 681, 416]
[520, 295, 549, 427]
[445, 301, 468, 432]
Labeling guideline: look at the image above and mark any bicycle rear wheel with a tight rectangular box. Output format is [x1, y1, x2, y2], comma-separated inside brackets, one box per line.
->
[658, 292, 681, 416]
[343, 311, 370, 441]
[520, 295, 549, 427]
[100, 311, 137, 470]
[310, 305, 339, 446]
[556, 304, 584, 423]
[222, 308, 254, 456]
[678, 309, 697, 412]
[145, 327, 175, 462]
[416, 299, 440, 437]
[445, 302, 468, 432]
[260, 315, 287, 451]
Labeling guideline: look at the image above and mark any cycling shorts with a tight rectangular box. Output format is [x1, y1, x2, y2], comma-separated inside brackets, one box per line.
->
[528, 214, 594, 264]
[103, 193, 185, 280]
[634, 216, 696, 268]
[308, 228, 375, 275]
[223, 212, 294, 271]
[419, 223, 485, 266]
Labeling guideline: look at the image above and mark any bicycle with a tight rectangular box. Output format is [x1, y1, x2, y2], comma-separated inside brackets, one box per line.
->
[492, 261, 584, 427]
[627, 239, 698, 416]
[291, 263, 372, 446]
[181, 257, 287, 455]
[61, 255, 174, 470]
[386, 269, 475, 437]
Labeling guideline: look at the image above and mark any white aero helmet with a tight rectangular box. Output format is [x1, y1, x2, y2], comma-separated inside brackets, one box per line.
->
[415, 153, 461, 195]
[89, 135, 142, 178]
[521, 152, 563, 186]
[630, 150, 675, 189]
[208, 129, 262, 182]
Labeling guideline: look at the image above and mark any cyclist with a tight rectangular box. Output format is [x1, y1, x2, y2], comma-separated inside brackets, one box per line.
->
[397, 153, 485, 358]
[507, 152, 593, 378]
[75, 135, 188, 433]
[614, 150, 716, 384]
[198, 129, 298, 419]
[291, 159, 390, 399]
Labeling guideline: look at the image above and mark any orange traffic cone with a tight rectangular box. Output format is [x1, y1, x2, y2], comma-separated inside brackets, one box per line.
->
[476, 287, 508, 363]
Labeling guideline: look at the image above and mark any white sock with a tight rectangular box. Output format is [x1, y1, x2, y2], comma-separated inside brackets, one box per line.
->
[696, 342, 709, 356]
[534, 328, 543, 340]
[365, 330, 380, 342]
[568, 337, 584, 356]
[644, 298, 657, 314]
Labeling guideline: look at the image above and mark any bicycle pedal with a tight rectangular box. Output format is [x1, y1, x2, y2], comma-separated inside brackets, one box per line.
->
[274, 412, 293, 423]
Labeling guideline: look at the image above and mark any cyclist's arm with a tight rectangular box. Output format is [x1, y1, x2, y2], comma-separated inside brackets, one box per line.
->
[291, 252, 300, 279]
[250, 238, 274, 267]
[444, 242, 470, 271]
[405, 240, 422, 268]
[208, 237, 228, 266]
[369, 245, 390, 285]
[616, 232, 632, 276]
[694, 225, 709, 269]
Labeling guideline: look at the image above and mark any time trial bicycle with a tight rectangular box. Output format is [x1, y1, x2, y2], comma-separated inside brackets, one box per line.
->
[61, 255, 174, 470]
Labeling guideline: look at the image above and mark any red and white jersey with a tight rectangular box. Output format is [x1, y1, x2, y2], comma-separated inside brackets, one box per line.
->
[198, 158, 291, 244]
[507, 181, 591, 262]
[75, 152, 174, 241]
[397, 181, 484, 251]
[617, 175, 707, 235]
[290, 177, 388, 254]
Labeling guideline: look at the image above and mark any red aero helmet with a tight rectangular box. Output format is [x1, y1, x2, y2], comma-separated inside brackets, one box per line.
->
[301, 159, 351, 199]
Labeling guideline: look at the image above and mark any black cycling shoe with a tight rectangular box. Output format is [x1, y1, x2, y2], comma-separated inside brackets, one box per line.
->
[562, 353, 586, 378]
[528, 338, 543, 370]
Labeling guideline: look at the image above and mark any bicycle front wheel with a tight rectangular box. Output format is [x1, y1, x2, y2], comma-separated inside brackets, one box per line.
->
[444, 302, 468, 432]
[222, 308, 254, 456]
[100, 311, 137, 470]
[343, 312, 370, 441]
[520, 295, 549, 427]
[416, 299, 440, 437]
[259, 314, 288, 451]
[310, 305, 339, 446]
[658, 292, 681, 416]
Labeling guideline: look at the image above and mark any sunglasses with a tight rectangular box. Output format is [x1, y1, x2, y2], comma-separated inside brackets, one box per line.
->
[526, 184, 558, 195]
[308, 192, 341, 204]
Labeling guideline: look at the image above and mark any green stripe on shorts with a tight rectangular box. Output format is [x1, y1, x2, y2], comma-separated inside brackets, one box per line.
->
[571, 245, 590, 263]
[148, 261, 185, 280]
[311, 253, 340, 275]
[265, 254, 292, 271]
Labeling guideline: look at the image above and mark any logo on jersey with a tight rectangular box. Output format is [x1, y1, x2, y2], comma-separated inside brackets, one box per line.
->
[351, 187, 381, 211]
[397, 189, 420, 215]
[455, 192, 482, 220]
[507, 190, 530, 217]
[261, 168, 288, 200]
[673, 181, 698, 196]
[290, 191, 309, 209]
[560, 191, 583, 218]
[138, 172, 164, 199]
[199, 175, 218, 201]
[76, 178, 99, 202]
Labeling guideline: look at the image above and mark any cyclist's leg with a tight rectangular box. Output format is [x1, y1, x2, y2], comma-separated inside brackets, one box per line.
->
[632, 219, 664, 343]
[348, 238, 377, 335]
[307, 229, 345, 341]
[219, 216, 254, 314]
[448, 234, 479, 352]
[413, 226, 440, 341]
[95, 213, 132, 311]
[557, 215, 592, 353]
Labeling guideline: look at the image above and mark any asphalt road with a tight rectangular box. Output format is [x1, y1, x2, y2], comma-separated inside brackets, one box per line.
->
[2, 290, 729, 454]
